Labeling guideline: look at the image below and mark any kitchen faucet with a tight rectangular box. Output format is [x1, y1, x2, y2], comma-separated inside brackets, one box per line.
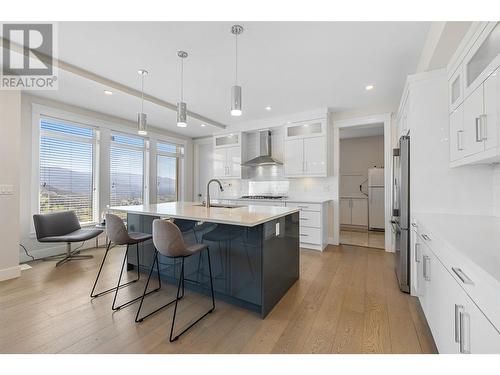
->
[206, 179, 224, 208]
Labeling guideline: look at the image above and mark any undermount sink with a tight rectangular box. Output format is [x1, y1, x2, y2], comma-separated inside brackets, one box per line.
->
[194, 203, 245, 209]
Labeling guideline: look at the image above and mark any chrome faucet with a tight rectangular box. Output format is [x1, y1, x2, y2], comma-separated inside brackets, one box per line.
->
[206, 179, 224, 208]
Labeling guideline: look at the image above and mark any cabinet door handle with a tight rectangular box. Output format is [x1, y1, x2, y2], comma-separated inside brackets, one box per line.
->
[300, 233, 309, 237]
[421, 234, 431, 241]
[480, 114, 487, 140]
[423, 255, 431, 281]
[299, 217, 309, 221]
[414, 242, 420, 263]
[459, 311, 471, 354]
[455, 304, 464, 343]
[457, 130, 464, 151]
[452, 267, 474, 285]
[475, 117, 482, 142]
[297, 205, 308, 208]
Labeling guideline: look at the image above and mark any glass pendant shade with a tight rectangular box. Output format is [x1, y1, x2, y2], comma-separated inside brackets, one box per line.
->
[137, 112, 147, 135]
[230, 85, 242, 116]
[177, 101, 187, 127]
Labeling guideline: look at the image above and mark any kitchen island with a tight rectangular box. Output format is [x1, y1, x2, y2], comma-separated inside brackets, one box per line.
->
[110, 202, 300, 318]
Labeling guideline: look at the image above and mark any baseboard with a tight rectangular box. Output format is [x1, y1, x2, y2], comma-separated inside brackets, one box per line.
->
[0, 265, 21, 281]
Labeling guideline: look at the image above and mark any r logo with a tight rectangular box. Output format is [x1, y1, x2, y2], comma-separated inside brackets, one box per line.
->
[2, 23, 53, 76]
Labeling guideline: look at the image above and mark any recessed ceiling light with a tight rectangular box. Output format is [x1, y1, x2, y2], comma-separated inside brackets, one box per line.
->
[104, 90, 113, 95]
[265, 106, 272, 111]
[365, 85, 374, 91]
[201, 123, 206, 127]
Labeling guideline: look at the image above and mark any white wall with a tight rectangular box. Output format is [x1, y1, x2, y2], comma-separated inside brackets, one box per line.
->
[493, 164, 500, 217]
[19, 94, 194, 262]
[339, 135, 384, 197]
[0, 91, 21, 281]
[409, 70, 494, 217]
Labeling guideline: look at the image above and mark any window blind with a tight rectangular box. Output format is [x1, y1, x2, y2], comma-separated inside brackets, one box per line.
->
[39, 118, 95, 223]
[110, 134, 145, 209]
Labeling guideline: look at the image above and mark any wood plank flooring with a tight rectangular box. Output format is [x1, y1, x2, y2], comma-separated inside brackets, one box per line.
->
[0, 244, 437, 354]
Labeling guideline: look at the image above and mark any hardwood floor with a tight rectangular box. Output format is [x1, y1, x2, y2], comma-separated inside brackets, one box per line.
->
[340, 229, 385, 249]
[0, 244, 436, 354]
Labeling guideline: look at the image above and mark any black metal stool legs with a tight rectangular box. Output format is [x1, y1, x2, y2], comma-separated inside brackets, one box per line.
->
[91, 241, 140, 298]
[112, 244, 160, 311]
[169, 248, 215, 342]
[135, 251, 179, 323]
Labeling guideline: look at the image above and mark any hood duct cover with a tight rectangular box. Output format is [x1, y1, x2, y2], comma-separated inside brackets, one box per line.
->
[243, 130, 283, 166]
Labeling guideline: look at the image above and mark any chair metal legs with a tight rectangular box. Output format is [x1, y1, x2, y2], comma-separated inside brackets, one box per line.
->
[91, 241, 140, 298]
[134, 248, 216, 342]
[135, 251, 179, 322]
[44, 242, 93, 267]
[112, 243, 160, 311]
[169, 249, 215, 342]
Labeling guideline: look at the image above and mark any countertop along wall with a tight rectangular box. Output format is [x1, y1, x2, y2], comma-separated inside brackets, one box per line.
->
[19, 94, 194, 261]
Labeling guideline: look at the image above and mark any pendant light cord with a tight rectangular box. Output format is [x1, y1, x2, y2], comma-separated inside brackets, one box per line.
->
[180, 57, 184, 101]
[235, 32, 238, 85]
[141, 73, 144, 113]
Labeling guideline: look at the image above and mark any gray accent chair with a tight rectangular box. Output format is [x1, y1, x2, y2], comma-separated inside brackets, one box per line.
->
[91, 213, 154, 311]
[33, 211, 103, 267]
[134, 219, 215, 342]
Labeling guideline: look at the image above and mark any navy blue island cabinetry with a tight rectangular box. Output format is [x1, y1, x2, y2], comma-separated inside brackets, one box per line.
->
[112, 202, 300, 318]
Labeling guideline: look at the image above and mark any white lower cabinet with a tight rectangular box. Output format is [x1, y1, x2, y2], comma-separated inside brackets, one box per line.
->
[416, 230, 500, 353]
[340, 198, 368, 227]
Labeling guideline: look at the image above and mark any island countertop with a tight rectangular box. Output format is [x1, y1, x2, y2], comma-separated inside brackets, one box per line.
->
[110, 201, 300, 227]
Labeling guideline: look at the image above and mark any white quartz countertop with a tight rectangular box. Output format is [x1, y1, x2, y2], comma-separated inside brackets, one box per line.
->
[414, 213, 500, 284]
[220, 197, 332, 204]
[110, 202, 299, 227]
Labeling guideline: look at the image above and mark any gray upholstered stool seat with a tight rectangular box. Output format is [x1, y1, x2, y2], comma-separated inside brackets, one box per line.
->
[134, 219, 215, 342]
[90, 214, 156, 311]
[33, 211, 103, 267]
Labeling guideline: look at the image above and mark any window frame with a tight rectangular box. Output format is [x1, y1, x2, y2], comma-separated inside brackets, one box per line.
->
[155, 140, 184, 203]
[109, 131, 148, 209]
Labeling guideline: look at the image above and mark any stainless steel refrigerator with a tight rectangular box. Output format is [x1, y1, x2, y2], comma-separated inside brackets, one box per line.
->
[392, 135, 410, 293]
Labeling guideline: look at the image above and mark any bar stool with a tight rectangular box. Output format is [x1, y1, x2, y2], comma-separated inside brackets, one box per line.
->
[90, 214, 159, 311]
[135, 219, 215, 342]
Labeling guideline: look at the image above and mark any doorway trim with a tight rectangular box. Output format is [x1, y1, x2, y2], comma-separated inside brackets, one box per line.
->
[333, 113, 393, 252]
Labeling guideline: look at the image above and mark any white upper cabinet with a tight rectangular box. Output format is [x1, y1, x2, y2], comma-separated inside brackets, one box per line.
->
[284, 119, 330, 177]
[448, 22, 500, 167]
[213, 132, 244, 178]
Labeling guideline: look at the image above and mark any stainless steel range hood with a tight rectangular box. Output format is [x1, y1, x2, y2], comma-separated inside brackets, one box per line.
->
[243, 130, 283, 166]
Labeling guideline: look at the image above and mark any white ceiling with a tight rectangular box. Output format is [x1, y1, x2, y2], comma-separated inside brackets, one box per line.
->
[24, 21, 430, 138]
[339, 123, 384, 139]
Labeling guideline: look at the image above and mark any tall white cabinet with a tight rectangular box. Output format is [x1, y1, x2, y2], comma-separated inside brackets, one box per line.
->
[283, 119, 331, 177]
[213, 133, 245, 179]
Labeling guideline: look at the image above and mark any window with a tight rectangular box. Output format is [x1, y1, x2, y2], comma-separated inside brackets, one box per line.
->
[39, 118, 96, 223]
[156, 141, 184, 203]
[110, 133, 146, 209]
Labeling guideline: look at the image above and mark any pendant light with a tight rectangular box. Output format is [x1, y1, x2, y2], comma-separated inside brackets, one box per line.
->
[230, 24, 244, 116]
[177, 51, 188, 127]
[137, 69, 148, 135]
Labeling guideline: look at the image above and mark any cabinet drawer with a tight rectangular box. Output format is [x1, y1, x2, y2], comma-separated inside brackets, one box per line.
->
[299, 210, 321, 228]
[287, 202, 321, 212]
[299, 226, 321, 245]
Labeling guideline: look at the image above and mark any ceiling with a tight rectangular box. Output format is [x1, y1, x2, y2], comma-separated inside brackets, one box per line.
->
[339, 123, 384, 139]
[23, 22, 430, 138]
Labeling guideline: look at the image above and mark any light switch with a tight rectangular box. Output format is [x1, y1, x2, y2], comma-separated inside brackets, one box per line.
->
[0, 185, 14, 195]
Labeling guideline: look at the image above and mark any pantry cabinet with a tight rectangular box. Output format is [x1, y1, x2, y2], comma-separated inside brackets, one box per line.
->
[340, 198, 368, 227]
